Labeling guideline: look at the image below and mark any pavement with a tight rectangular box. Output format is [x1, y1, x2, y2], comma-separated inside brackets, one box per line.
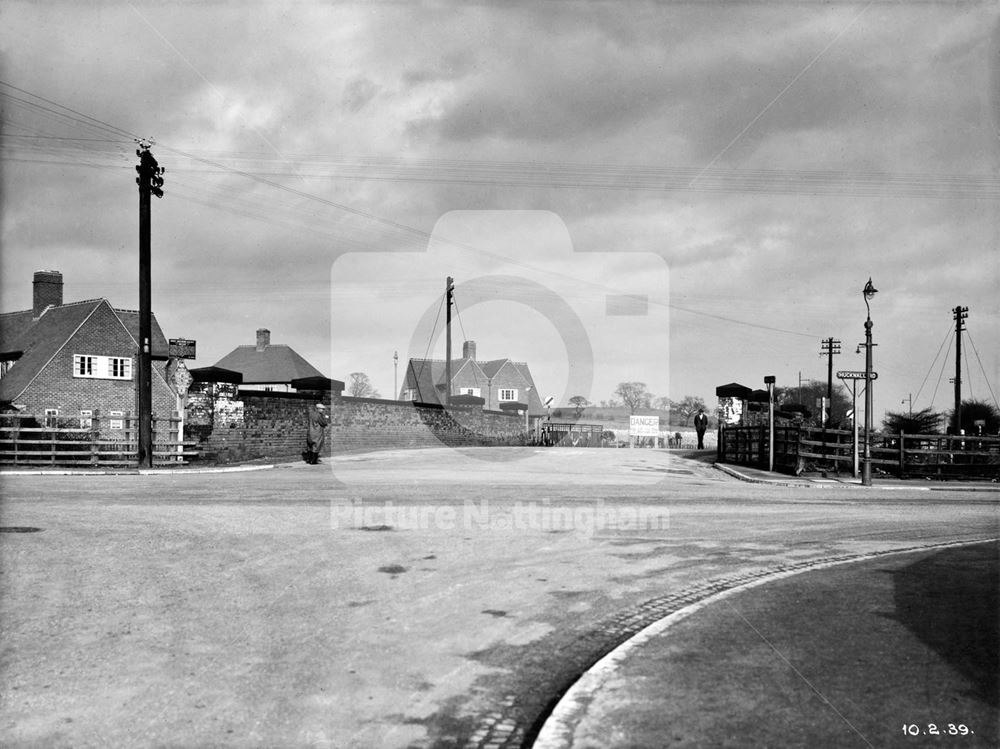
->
[713, 460, 1000, 492]
[530, 458, 999, 749]
[535, 540, 999, 749]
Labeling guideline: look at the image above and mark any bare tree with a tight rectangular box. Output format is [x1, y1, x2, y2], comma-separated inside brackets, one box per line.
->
[654, 396, 672, 412]
[615, 382, 651, 414]
[673, 395, 707, 425]
[347, 372, 381, 399]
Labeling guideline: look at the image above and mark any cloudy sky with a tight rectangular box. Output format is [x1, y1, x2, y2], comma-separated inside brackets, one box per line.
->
[2, 1, 997, 422]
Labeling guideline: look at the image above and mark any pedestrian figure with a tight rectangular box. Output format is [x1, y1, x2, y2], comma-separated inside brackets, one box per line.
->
[305, 402, 329, 464]
[694, 408, 709, 450]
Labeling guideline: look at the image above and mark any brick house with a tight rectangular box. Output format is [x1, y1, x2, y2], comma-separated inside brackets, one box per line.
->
[212, 328, 326, 393]
[0, 270, 177, 430]
[400, 340, 545, 414]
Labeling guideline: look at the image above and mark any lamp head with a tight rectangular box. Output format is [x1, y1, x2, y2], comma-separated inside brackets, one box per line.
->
[863, 277, 878, 302]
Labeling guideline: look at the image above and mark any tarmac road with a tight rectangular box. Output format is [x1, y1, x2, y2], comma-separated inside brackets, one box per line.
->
[0, 447, 997, 748]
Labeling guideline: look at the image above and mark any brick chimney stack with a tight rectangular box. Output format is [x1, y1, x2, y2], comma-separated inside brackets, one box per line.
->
[256, 328, 271, 351]
[462, 340, 477, 360]
[33, 270, 63, 317]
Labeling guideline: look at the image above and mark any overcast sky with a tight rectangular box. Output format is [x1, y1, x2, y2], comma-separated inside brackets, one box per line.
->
[2, 1, 997, 422]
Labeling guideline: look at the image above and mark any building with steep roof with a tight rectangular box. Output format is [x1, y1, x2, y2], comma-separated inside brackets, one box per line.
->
[213, 328, 326, 393]
[399, 340, 544, 415]
[0, 270, 177, 428]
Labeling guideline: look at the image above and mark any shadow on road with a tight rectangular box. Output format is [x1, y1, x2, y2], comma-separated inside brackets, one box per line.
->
[891, 541, 999, 706]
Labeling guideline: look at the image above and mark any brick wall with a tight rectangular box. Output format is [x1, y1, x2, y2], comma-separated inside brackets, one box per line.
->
[187, 387, 527, 464]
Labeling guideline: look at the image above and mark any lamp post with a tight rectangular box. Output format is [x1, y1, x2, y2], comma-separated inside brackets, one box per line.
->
[862, 278, 878, 486]
[393, 351, 398, 400]
[764, 375, 776, 472]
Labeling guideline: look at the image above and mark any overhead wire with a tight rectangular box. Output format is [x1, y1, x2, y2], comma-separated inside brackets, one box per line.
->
[912, 324, 952, 408]
[966, 329, 999, 411]
[0, 79, 987, 348]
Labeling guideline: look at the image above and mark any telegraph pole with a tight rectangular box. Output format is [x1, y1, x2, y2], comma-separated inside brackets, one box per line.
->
[135, 142, 164, 468]
[953, 305, 968, 432]
[820, 337, 841, 426]
[444, 277, 454, 406]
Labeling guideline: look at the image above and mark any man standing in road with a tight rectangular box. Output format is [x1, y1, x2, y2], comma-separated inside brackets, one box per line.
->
[694, 408, 709, 450]
[305, 402, 329, 464]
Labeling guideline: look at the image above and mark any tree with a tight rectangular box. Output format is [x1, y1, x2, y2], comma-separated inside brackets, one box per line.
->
[614, 382, 651, 414]
[776, 382, 850, 427]
[882, 407, 943, 435]
[948, 399, 1000, 435]
[347, 372, 380, 399]
[568, 395, 590, 419]
[673, 395, 707, 425]
[653, 396, 672, 412]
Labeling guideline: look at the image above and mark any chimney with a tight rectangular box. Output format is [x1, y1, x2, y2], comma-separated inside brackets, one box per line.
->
[256, 328, 271, 351]
[462, 340, 476, 360]
[33, 270, 63, 317]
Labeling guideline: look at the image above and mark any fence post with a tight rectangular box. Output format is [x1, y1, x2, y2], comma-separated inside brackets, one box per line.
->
[898, 431, 905, 477]
[90, 414, 100, 467]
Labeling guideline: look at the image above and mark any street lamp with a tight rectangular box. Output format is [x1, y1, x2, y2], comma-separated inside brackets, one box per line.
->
[862, 278, 878, 486]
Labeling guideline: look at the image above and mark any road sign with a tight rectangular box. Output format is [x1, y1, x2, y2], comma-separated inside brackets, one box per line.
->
[169, 338, 197, 359]
[837, 370, 877, 380]
[629, 415, 660, 437]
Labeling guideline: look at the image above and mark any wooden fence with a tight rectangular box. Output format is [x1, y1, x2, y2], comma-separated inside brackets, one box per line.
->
[0, 412, 199, 468]
[720, 424, 1000, 480]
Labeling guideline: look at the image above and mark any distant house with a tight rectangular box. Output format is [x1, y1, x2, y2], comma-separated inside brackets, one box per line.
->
[213, 328, 326, 393]
[400, 340, 544, 414]
[0, 270, 177, 429]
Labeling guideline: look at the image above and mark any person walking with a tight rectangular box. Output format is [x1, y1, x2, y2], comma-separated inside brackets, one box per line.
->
[694, 408, 709, 450]
[305, 402, 329, 464]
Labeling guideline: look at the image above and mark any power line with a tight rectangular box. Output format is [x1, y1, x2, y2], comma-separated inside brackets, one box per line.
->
[912, 324, 952, 409]
[966, 329, 1000, 411]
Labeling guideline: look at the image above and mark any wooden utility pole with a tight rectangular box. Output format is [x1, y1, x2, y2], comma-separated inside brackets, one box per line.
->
[444, 277, 454, 406]
[135, 143, 164, 468]
[820, 337, 841, 426]
[953, 305, 968, 432]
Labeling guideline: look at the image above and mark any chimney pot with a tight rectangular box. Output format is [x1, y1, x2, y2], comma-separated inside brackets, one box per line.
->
[256, 328, 271, 351]
[462, 340, 477, 360]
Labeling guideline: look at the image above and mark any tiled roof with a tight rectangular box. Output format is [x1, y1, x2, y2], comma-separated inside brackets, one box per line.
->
[213, 344, 325, 384]
[403, 356, 545, 414]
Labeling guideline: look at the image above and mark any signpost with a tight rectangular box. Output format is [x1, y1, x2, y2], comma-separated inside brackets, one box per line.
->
[169, 338, 197, 360]
[837, 371, 877, 477]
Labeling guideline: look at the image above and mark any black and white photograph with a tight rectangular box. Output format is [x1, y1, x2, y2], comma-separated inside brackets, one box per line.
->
[1, 1, 997, 747]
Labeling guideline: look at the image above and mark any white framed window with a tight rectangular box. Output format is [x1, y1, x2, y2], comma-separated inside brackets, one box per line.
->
[79, 409, 93, 429]
[44, 408, 59, 428]
[74, 355, 97, 377]
[109, 357, 131, 379]
[403, 389, 417, 401]
[73, 354, 132, 380]
[109, 410, 124, 430]
[462, 388, 481, 397]
[499, 388, 518, 402]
